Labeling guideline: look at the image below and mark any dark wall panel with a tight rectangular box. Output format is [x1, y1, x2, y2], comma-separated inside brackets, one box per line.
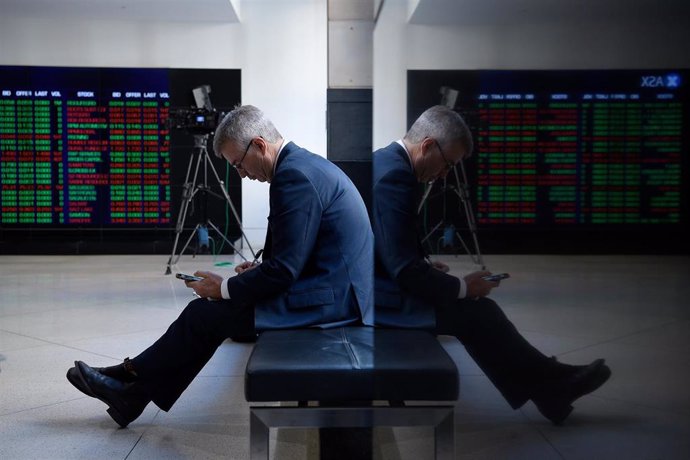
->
[327, 89, 372, 161]
[327, 88, 372, 214]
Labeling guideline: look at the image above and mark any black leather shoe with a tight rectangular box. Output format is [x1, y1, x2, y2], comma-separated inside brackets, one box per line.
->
[70, 361, 150, 428]
[67, 357, 141, 394]
[95, 358, 138, 383]
[532, 358, 611, 425]
[67, 363, 95, 397]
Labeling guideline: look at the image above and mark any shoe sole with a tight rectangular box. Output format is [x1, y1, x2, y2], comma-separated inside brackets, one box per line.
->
[73, 361, 132, 428]
[535, 393, 574, 425]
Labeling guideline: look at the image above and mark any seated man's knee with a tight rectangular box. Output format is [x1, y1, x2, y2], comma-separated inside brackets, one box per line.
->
[180, 299, 223, 330]
[467, 297, 508, 323]
[180, 298, 245, 340]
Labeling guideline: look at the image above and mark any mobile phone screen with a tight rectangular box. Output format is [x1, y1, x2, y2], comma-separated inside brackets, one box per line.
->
[176, 273, 203, 282]
[483, 273, 510, 282]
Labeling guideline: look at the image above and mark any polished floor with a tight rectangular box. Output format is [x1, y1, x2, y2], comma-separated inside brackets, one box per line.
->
[1, 254, 689, 459]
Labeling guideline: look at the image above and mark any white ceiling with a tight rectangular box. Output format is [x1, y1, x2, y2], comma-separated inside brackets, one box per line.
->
[0, 0, 376, 23]
[408, 0, 690, 25]
[0, 0, 240, 23]
[4, 0, 688, 26]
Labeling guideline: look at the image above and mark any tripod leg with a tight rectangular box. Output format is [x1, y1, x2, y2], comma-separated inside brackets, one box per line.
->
[421, 220, 444, 246]
[166, 147, 204, 274]
[453, 231, 479, 266]
[202, 148, 256, 258]
[174, 223, 203, 265]
[206, 220, 248, 262]
[452, 163, 485, 269]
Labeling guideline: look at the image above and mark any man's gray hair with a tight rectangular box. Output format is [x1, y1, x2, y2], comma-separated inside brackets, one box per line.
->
[212, 105, 282, 158]
[404, 105, 473, 155]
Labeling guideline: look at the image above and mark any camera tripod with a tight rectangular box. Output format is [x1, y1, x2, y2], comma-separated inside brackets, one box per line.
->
[165, 134, 255, 274]
[418, 159, 485, 269]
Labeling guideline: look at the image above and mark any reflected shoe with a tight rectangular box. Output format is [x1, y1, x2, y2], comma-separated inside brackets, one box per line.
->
[69, 360, 150, 428]
[532, 358, 611, 425]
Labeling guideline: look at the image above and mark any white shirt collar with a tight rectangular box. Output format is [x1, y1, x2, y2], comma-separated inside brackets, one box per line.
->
[396, 139, 413, 169]
[274, 138, 290, 176]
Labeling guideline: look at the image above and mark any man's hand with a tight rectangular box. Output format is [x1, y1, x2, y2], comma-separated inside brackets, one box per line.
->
[430, 260, 450, 273]
[185, 271, 224, 300]
[234, 261, 260, 275]
[464, 271, 500, 299]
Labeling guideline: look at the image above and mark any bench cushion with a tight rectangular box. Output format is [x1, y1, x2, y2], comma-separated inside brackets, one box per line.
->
[245, 327, 459, 402]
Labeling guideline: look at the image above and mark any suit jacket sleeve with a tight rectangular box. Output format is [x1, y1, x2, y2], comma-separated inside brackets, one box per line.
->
[225, 167, 322, 305]
[374, 165, 460, 306]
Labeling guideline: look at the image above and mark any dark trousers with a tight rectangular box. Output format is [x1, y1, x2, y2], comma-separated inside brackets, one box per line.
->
[131, 296, 550, 412]
[130, 298, 255, 411]
[435, 297, 553, 409]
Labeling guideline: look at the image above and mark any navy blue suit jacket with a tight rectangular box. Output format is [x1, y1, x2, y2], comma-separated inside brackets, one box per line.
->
[226, 142, 374, 331]
[373, 142, 460, 330]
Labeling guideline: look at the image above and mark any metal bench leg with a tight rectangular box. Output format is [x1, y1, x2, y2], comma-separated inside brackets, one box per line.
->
[435, 410, 455, 460]
[250, 410, 269, 460]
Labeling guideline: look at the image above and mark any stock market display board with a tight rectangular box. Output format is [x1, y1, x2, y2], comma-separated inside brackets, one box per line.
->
[474, 76, 683, 225]
[0, 66, 241, 254]
[408, 69, 688, 253]
[0, 67, 170, 226]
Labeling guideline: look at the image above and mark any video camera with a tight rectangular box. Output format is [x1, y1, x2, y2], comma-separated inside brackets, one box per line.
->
[167, 107, 223, 135]
[168, 84, 224, 135]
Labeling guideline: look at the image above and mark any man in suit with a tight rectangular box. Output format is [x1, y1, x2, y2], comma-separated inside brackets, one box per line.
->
[373, 105, 610, 424]
[67, 105, 374, 428]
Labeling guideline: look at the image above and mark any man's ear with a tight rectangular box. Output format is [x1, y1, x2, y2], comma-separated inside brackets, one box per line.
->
[254, 137, 269, 156]
[420, 137, 435, 157]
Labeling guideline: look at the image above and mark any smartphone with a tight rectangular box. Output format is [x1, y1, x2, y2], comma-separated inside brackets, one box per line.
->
[483, 273, 510, 282]
[175, 273, 203, 282]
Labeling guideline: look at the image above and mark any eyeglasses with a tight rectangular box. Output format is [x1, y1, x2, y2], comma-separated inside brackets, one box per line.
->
[231, 139, 253, 171]
[434, 140, 456, 171]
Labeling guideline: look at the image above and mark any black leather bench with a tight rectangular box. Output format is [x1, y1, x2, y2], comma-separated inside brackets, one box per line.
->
[244, 327, 459, 459]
